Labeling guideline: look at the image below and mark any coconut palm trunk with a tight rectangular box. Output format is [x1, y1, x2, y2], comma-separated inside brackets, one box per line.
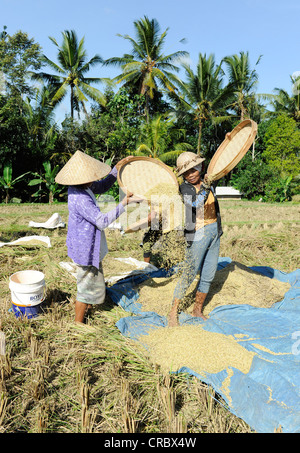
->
[70, 84, 74, 120]
[197, 119, 203, 155]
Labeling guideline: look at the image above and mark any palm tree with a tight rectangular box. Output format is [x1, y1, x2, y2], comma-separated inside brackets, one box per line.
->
[32, 30, 106, 119]
[133, 113, 193, 164]
[24, 83, 58, 167]
[176, 53, 233, 155]
[103, 16, 188, 119]
[271, 74, 300, 123]
[223, 51, 262, 121]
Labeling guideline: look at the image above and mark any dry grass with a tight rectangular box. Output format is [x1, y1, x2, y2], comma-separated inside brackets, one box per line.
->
[219, 200, 300, 272]
[0, 199, 299, 433]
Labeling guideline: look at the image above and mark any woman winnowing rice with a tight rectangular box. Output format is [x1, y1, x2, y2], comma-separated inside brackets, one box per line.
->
[55, 150, 141, 324]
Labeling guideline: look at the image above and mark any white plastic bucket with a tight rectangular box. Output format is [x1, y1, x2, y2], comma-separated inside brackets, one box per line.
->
[9, 270, 45, 308]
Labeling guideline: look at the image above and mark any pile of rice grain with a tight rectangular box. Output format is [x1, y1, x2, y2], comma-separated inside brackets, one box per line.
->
[138, 325, 256, 378]
[198, 261, 290, 315]
[137, 261, 290, 316]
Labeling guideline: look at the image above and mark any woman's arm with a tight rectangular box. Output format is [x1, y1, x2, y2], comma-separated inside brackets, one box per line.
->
[75, 186, 142, 231]
[91, 156, 134, 195]
[75, 190, 125, 230]
[91, 166, 118, 195]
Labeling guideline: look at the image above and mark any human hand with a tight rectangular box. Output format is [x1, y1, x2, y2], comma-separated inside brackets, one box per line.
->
[122, 191, 144, 206]
[202, 174, 214, 188]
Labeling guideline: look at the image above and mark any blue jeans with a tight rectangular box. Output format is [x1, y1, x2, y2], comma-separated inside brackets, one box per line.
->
[173, 222, 220, 300]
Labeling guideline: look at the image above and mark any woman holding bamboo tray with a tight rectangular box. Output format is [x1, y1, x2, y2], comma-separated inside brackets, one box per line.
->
[168, 152, 223, 327]
[55, 151, 141, 324]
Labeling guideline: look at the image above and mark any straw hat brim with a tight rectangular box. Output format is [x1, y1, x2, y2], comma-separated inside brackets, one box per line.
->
[55, 150, 111, 185]
[176, 156, 205, 176]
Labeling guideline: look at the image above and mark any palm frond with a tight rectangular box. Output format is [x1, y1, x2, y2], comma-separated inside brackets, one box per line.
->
[80, 82, 106, 106]
[80, 55, 104, 74]
[41, 55, 65, 74]
[159, 149, 185, 165]
[103, 56, 132, 67]
[103, 16, 188, 106]
[50, 80, 69, 103]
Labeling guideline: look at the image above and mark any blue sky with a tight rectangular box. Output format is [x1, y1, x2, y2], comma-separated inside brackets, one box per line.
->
[2, 0, 299, 122]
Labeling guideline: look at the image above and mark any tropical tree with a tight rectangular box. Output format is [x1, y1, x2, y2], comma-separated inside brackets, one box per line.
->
[24, 83, 58, 168]
[271, 74, 300, 123]
[223, 51, 262, 121]
[133, 113, 193, 164]
[32, 30, 107, 119]
[103, 16, 188, 119]
[0, 29, 43, 113]
[60, 87, 145, 163]
[263, 113, 300, 177]
[28, 161, 63, 203]
[175, 53, 233, 155]
[0, 165, 30, 203]
[0, 29, 45, 180]
[264, 174, 294, 203]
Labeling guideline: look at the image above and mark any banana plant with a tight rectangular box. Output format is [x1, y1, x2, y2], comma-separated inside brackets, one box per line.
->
[278, 175, 293, 202]
[0, 165, 30, 203]
[28, 161, 64, 203]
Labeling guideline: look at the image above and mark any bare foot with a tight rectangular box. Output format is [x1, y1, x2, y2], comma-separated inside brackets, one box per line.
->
[192, 292, 208, 321]
[192, 307, 208, 321]
[168, 308, 179, 327]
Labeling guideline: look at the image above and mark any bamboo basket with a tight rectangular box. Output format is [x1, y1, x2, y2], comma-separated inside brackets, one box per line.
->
[118, 157, 181, 234]
[117, 156, 178, 199]
[207, 119, 258, 181]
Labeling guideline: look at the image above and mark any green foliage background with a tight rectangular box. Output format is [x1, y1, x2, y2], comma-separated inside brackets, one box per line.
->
[0, 24, 299, 203]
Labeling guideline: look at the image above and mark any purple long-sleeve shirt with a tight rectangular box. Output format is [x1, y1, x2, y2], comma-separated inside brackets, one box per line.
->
[66, 166, 125, 269]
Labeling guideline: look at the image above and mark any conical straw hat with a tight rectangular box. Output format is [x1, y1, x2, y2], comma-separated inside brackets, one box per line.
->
[55, 150, 111, 185]
[176, 152, 205, 176]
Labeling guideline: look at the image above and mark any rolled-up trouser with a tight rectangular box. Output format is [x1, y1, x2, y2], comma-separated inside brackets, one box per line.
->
[173, 222, 220, 301]
[76, 262, 106, 305]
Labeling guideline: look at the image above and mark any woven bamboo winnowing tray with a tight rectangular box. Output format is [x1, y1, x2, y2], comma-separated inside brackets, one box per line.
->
[117, 156, 178, 199]
[207, 119, 258, 181]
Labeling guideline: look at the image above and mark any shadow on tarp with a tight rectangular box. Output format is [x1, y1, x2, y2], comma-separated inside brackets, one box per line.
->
[107, 257, 300, 433]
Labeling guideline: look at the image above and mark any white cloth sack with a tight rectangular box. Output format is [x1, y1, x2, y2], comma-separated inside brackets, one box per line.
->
[0, 235, 51, 248]
[59, 257, 158, 283]
[28, 213, 65, 229]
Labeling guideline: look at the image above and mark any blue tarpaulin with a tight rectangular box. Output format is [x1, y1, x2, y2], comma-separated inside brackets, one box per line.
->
[107, 258, 300, 433]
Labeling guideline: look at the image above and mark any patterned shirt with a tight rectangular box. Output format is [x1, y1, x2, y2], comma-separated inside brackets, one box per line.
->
[66, 166, 125, 269]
